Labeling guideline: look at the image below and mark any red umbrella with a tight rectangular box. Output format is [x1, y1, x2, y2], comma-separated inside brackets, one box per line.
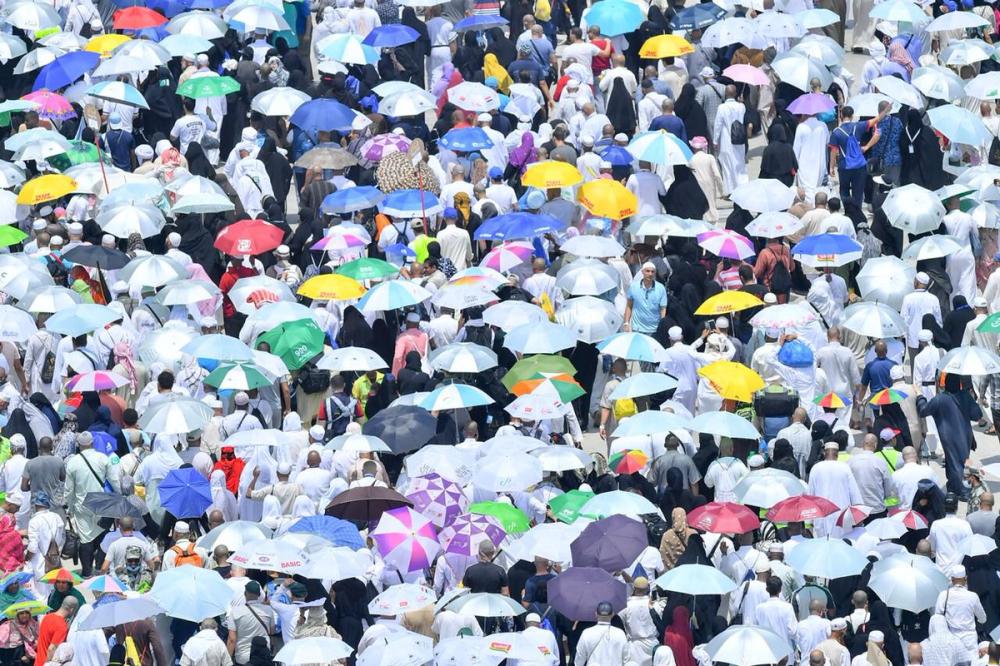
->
[113, 6, 167, 29]
[687, 501, 760, 534]
[214, 219, 284, 256]
[889, 508, 929, 530]
[835, 504, 873, 527]
[766, 495, 839, 523]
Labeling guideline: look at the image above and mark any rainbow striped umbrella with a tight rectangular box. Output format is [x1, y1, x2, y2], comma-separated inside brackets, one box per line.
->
[814, 391, 851, 409]
[869, 388, 907, 406]
[79, 575, 129, 594]
[609, 449, 649, 474]
[438, 513, 506, 557]
[405, 473, 468, 528]
[370, 506, 440, 572]
[696, 229, 755, 260]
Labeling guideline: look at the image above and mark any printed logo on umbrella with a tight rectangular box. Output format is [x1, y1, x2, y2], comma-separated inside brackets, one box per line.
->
[237, 239, 253, 253]
[489, 642, 513, 653]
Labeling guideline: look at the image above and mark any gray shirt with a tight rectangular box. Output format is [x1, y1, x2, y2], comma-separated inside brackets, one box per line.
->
[846, 450, 895, 510]
[967, 509, 998, 537]
[22, 454, 65, 508]
[649, 450, 701, 491]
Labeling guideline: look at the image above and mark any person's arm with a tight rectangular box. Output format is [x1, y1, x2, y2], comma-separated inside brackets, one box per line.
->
[623, 297, 633, 332]
[20, 466, 29, 493]
[226, 629, 237, 657]
[280, 379, 291, 418]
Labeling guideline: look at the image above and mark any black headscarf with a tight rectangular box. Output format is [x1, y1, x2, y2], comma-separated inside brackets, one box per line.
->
[901, 107, 951, 190]
[759, 124, 797, 186]
[674, 83, 709, 141]
[337, 305, 375, 350]
[605, 78, 637, 136]
[454, 32, 485, 82]
[485, 27, 516, 66]
[663, 165, 709, 220]
[943, 295, 975, 350]
[257, 138, 292, 209]
[184, 141, 215, 179]
[921, 312, 950, 349]
[143, 66, 180, 120]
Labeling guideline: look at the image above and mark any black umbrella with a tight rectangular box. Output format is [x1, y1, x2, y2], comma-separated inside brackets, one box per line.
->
[62, 245, 130, 270]
[83, 492, 144, 521]
[325, 486, 412, 523]
[363, 405, 436, 454]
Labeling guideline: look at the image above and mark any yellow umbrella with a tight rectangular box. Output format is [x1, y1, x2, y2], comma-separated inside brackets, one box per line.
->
[577, 180, 638, 220]
[694, 290, 764, 316]
[17, 174, 76, 205]
[297, 274, 366, 301]
[522, 161, 583, 189]
[640, 34, 695, 59]
[85, 34, 131, 56]
[698, 361, 764, 403]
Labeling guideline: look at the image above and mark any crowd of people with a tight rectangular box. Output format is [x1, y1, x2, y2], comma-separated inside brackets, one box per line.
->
[0, 0, 1000, 662]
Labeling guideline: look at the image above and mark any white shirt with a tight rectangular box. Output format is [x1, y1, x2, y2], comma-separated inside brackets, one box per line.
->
[934, 585, 986, 638]
[294, 467, 333, 503]
[807, 460, 863, 509]
[703, 457, 748, 503]
[795, 614, 831, 658]
[170, 114, 208, 156]
[815, 341, 861, 398]
[346, 6, 381, 36]
[900, 289, 942, 349]
[436, 224, 473, 271]
[929, 514, 973, 571]
[485, 183, 518, 214]
[562, 41, 601, 72]
[892, 462, 936, 509]
[625, 171, 665, 218]
[510, 626, 560, 666]
[574, 622, 628, 666]
[752, 597, 797, 644]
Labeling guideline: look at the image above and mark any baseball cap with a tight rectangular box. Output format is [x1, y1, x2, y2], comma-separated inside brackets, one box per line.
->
[488, 166, 503, 179]
[831, 618, 848, 631]
[879, 427, 899, 442]
[443, 207, 458, 219]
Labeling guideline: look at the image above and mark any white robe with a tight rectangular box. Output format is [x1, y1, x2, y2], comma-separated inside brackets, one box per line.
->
[713, 100, 748, 194]
[794, 118, 830, 202]
[689, 151, 724, 222]
[807, 460, 863, 537]
[913, 344, 942, 455]
[943, 210, 978, 304]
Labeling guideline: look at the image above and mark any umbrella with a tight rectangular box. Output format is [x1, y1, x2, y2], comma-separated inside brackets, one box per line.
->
[229, 539, 307, 571]
[18, 174, 76, 205]
[639, 34, 694, 58]
[158, 280, 220, 307]
[431, 284, 497, 310]
[534, 445, 592, 472]
[159, 468, 212, 518]
[789, 34, 843, 64]
[691, 411, 760, 439]
[405, 473, 468, 529]
[723, 63, 771, 86]
[772, 53, 833, 91]
[204, 361, 274, 391]
[32, 50, 98, 92]
[275, 637, 353, 664]
[766, 495, 839, 522]
[447, 592, 525, 617]
[521, 161, 583, 188]
[114, 6, 167, 29]
[928, 105, 992, 146]
[228, 5, 291, 31]
[502, 355, 576, 389]
[196, 521, 273, 552]
[901, 234, 964, 262]
[368, 584, 436, 615]
[79, 597, 163, 630]
[290, 98, 356, 133]
[67, 371, 129, 393]
[847, 92, 898, 117]
[745, 211, 804, 238]
[687, 501, 761, 533]
[473, 211, 567, 242]
[697, 229, 756, 260]
[297, 274, 366, 302]
[869, 0, 930, 22]
[323, 189, 386, 217]
[873, 75, 926, 108]
[356, 280, 430, 312]
[696, 290, 765, 316]
[46, 304, 119, 337]
[938, 346, 1000, 375]
[78, 575, 129, 595]
[286, 516, 363, 549]
[469, 501, 531, 533]
[362, 23, 419, 47]
[959, 533, 998, 557]
[579, 490, 661, 519]
[214, 218, 283, 256]
[888, 508, 929, 530]
[570, 515, 647, 571]
[730, 178, 796, 212]
[447, 81, 500, 112]
[182, 334, 253, 363]
[62, 245, 129, 270]
[250, 86, 311, 117]
[482, 301, 547, 332]
[361, 133, 412, 161]
[608, 373, 679, 400]
[82, 492, 143, 521]
[706, 626, 792, 666]
[295, 144, 359, 170]
[20, 90, 74, 121]
[698, 361, 765, 402]
[608, 449, 648, 474]
[120, 254, 187, 288]
[748, 303, 818, 330]
[97, 203, 166, 238]
[787, 92, 836, 115]
[912, 65, 965, 101]
[481, 241, 534, 273]
[548, 567, 627, 622]
[504, 321, 577, 354]
[702, 17, 762, 48]
[0, 306, 36, 343]
[556, 296, 624, 344]
[379, 188, 442, 217]
[176, 74, 240, 99]
[22, 285, 81, 314]
[583, 0, 645, 35]
[326, 485, 413, 522]
[317, 347, 387, 373]
[428, 343, 497, 373]
[326, 433, 391, 454]
[439, 513, 506, 556]
[654, 564, 738, 595]
[792, 233, 863, 267]
[927, 9, 989, 31]
[597, 332, 665, 362]
[787, 536, 870, 578]
[577, 179, 638, 219]
[841, 301, 907, 338]
[472, 453, 543, 492]
[370, 506, 440, 572]
[149, 566, 235, 621]
[626, 130, 693, 166]
[560, 235, 627, 258]
[613, 411, 692, 439]
[547, 490, 596, 523]
[555, 259, 620, 296]
[438, 126, 494, 152]
[139, 395, 213, 434]
[671, 2, 727, 28]
[256, 318, 326, 371]
[418, 383, 493, 411]
[856, 256, 915, 310]
[869, 559, 948, 612]
[870, 388, 908, 405]
[733, 468, 807, 507]
[363, 405, 436, 454]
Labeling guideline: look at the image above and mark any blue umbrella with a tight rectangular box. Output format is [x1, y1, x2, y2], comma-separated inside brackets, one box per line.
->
[46, 304, 119, 337]
[288, 515, 364, 549]
[454, 14, 509, 31]
[363, 24, 419, 47]
[777, 339, 814, 368]
[143, 0, 189, 16]
[33, 51, 100, 92]
[290, 98, 356, 134]
[321, 186, 385, 215]
[598, 145, 634, 166]
[582, 0, 644, 35]
[791, 233, 863, 267]
[380, 188, 443, 217]
[474, 212, 566, 241]
[159, 468, 212, 518]
[439, 126, 494, 152]
[669, 2, 726, 29]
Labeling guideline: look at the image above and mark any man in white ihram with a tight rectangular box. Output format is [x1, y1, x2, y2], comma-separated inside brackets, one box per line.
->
[808, 441, 863, 537]
[574, 601, 628, 665]
[934, 564, 986, 662]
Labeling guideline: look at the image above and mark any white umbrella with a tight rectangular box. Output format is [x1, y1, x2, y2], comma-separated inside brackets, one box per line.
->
[1, 2, 61, 30]
[755, 11, 805, 38]
[966, 71, 1000, 100]
[79, 597, 163, 630]
[503, 321, 577, 354]
[12, 46, 62, 75]
[230, 539, 307, 571]
[702, 17, 761, 48]
[446, 592, 526, 617]
[883, 184, 945, 234]
[472, 453, 543, 492]
[788, 34, 843, 66]
[378, 90, 437, 117]
[940, 38, 994, 66]
[139, 395, 213, 434]
[847, 92, 898, 118]
[901, 234, 964, 262]
[504, 522, 583, 563]
[289, 545, 369, 580]
[158, 280, 220, 306]
[317, 346, 388, 372]
[873, 76, 926, 109]
[428, 342, 498, 373]
[120, 254, 188, 288]
[229, 4, 291, 31]
[20, 285, 81, 314]
[579, 490, 661, 519]
[911, 65, 965, 101]
[505, 393, 572, 420]
[483, 301, 547, 332]
[627, 214, 712, 238]
[730, 179, 796, 212]
[608, 373, 680, 400]
[0, 305, 36, 343]
[866, 517, 907, 540]
[869, 559, 948, 612]
[733, 468, 807, 507]
[137, 322, 198, 367]
[430, 284, 498, 310]
[959, 533, 998, 557]
[532, 445, 593, 472]
[368, 584, 436, 615]
[745, 211, 804, 238]
[356, 631, 433, 666]
[706, 625, 792, 666]
[275, 637, 354, 664]
[856, 256, 915, 310]
[555, 296, 624, 344]
[405, 445, 475, 484]
[447, 82, 500, 112]
[555, 259, 620, 296]
[841, 301, 907, 338]
[748, 302, 818, 330]
[0, 34, 26, 64]
[926, 10, 989, 31]
[98, 203, 167, 239]
[481, 434, 545, 456]
[251, 87, 311, 117]
[560, 235, 627, 258]
[654, 563, 738, 595]
[938, 346, 1000, 375]
[691, 411, 760, 439]
[229, 275, 295, 316]
[787, 536, 871, 578]
[197, 521, 273, 551]
[771, 53, 834, 91]
[167, 10, 228, 38]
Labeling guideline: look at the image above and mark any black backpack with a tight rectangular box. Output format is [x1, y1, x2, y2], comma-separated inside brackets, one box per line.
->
[324, 394, 356, 438]
[297, 359, 330, 395]
[769, 253, 792, 295]
[730, 118, 748, 146]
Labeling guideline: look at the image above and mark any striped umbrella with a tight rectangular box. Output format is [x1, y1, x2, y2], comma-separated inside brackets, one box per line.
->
[869, 388, 908, 406]
[889, 508, 929, 530]
[66, 370, 129, 392]
[481, 241, 534, 272]
[814, 392, 851, 409]
[370, 507, 440, 572]
[79, 575, 129, 594]
[405, 473, 468, 528]
[357, 279, 432, 312]
[418, 384, 494, 411]
[439, 513, 506, 557]
[626, 129, 693, 166]
[361, 133, 411, 161]
[318, 33, 379, 64]
[696, 229, 755, 260]
[835, 504, 873, 527]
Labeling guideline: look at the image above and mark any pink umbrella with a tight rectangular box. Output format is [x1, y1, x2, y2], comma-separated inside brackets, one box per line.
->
[696, 229, 755, 260]
[370, 506, 440, 572]
[438, 513, 506, 557]
[723, 64, 770, 86]
[21, 91, 76, 121]
[405, 473, 468, 528]
[481, 241, 533, 272]
[310, 232, 367, 254]
[889, 508, 929, 530]
[836, 504, 873, 527]
[66, 371, 129, 392]
[361, 133, 411, 162]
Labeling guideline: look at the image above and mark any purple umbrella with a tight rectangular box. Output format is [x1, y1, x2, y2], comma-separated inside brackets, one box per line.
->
[787, 92, 836, 116]
[548, 567, 627, 622]
[438, 513, 506, 557]
[405, 473, 468, 528]
[569, 515, 649, 572]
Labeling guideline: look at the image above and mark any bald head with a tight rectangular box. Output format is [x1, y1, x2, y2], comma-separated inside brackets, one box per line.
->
[809, 650, 825, 666]
[809, 599, 825, 615]
[901, 446, 917, 463]
[307, 451, 321, 468]
[862, 433, 878, 451]
[874, 340, 887, 358]
[791, 407, 807, 423]
[916, 539, 932, 557]
[981, 492, 994, 510]
[827, 325, 841, 342]
[725, 84, 738, 99]
[852, 591, 867, 608]
[907, 643, 922, 665]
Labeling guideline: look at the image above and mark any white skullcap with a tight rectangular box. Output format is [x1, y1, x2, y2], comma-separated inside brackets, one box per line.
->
[753, 558, 770, 573]
[155, 139, 172, 156]
[641, 261, 656, 271]
[915, 271, 930, 285]
[823, 441, 839, 450]
[581, 134, 594, 146]
[831, 618, 848, 631]
[241, 127, 258, 142]
[50, 236, 63, 246]
[951, 564, 967, 578]
[476, 112, 492, 123]
[668, 326, 683, 341]
[599, 160, 613, 169]
[234, 391, 250, 406]
[31, 219, 45, 231]
[918, 329, 933, 342]
[309, 425, 325, 440]
[763, 293, 777, 304]
[175, 521, 190, 533]
[102, 234, 115, 247]
[67, 222, 83, 235]
[196, 53, 209, 66]
[748, 454, 765, 468]
[715, 317, 729, 329]
[277, 462, 292, 475]
[167, 232, 181, 247]
[869, 631, 884, 643]
[135, 144, 154, 162]
[974, 296, 988, 308]
[614, 133, 628, 142]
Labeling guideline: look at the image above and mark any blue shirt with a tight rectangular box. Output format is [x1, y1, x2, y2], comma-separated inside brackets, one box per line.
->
[648, 114, 688, 143]
[627, 279, 667, 333]
[829, 121, 869, 171]
[872, 115, 903, 168]
[861, 356, 897, 393]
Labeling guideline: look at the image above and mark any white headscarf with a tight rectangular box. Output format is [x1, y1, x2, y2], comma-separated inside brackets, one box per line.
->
[208, 470, 238, 522]
[261, 495, 282, 529]
[291, 495, 317, 518]
[653, 646, 676, 666]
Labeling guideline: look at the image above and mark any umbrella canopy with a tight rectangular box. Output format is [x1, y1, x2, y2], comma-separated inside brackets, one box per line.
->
[639, 34, 694, 58]
[79, 597, 163, 630]
[256, 318, 326, 371]
[521, 161, 583, 188]
[792, 233, 863, 268]
[159, 467, 212, 518]
[504, 321, 577, 354]
[597, 332, 665, 362]
[938, 346, 1000, 375]
[579, 490, 661, 520]
[706, 626, 792, 666]
[873, 75, 926, 107]
[696, 290, 765, 316]
[556, 297, 624, 344]
[555, 258, 620, 296]
[787, 536, 870, 578]
[139, 395, 213, 434]
[608, 373, 679, 400]
[691, 411, 760, 440]
[250, 86, 311, 117]
[583, 0, 645, 34]
[46, 304, 119, 337]
[428, 342, 498, 373]
[733, 468, 807, 507]
[229, 539, 307, 571]
[363, 405, 436, 454]
[32, 50, 99, 92]
[731, 178, 796, 212]
[577, 179, 638, 219]
[370, 506, 440, 572]
[405, 473, 468, 529]
[317, 347, 388, 373]
[613, 411, 691, 438]
[697, 229, 756, 260]
[698, 361, 765, 402]
[439, 513, 506, 557]
[447, 81, 500, 112]
[766, 495, 839, 522]
[368, 584, 435, 615]
[912, 65, 965, 101]
[841, 301, 907, 338]
[472, 453, 543, 492]
[418, 383, 493, 411]
[883, 183, 946, 234]
[902, 234, 964, 262]
[687, 501, 761, 533]
[856, 256, 915, 310]
[286, 516, 364, 549]
[548, 567, 627, 622]
[569, 515, 648, 571]
[275, 637, 354, 665]
[626, 129, 692, 166]
[560, 235, 627, 258]
[654, 564, 738, 595]
[196, 521, 273, 552]
[745, 211, 804, 239]
[928, 105, 992, 145]
[150, 566, 236, 621]
[869, 559, 948, 612]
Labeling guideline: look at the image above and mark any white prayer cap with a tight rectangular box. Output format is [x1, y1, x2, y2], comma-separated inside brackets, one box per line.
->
[167, 232, 182, 247]
[715, 317, 729, 330]
[869, 631, 884, 643]
[951, 564, 967, 578]
[241, 127, 258, 142]
[641, 261, 656, 271]
[974, 296, 988, 308]
[918, 329, 933, 342]
[668, 326, 683, 341]
[763, 293, 777, 304]
[31, 219, 45, 231]
[915, 271, 930, 285]
[234, 391, 250, 406]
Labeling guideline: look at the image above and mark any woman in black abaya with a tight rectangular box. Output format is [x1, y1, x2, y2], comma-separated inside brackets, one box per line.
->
[454, 32, 485, 83]
[675, 83, 709, 141]
[401, 8, 431, 86]
[663, 165, 709, 220]
[901, 108, 951, 190]
[257, 138, 292, 213]
[485, 27, 516, 68]
[605, 78, 636, 136]
[184, 142, 215, 180]
[142, 66, 181, 141]
[759, 124, 798, 186]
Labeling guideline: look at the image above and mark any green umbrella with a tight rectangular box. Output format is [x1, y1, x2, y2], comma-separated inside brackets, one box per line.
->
[501, 354, 577, 391]
[978, 311, 1000, 333]
[204, 362, 273, 391]
[336, 257, 399, 281]
[177, 75, 241, 99]
[0, 225, 27, 248]
[547, 489, 595, 523]
[469, 501, 530, 534]
[256, 317, 325, 371]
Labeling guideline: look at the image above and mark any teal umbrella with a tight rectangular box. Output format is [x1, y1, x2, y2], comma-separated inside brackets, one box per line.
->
[256, 318, 325, 371]
[177, 75, 241, 99]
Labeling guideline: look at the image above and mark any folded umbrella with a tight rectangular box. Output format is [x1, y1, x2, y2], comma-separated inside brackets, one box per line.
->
[548, 567, 627, 622]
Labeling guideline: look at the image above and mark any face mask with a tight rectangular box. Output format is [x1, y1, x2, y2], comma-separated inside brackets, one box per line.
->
[125, 562, 141, 574]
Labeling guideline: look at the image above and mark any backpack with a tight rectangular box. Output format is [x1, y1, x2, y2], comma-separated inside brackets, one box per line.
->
[325, 394, 356, 438]
[612, 397, 637, 421]
[533, 0, 551, 20]
[171, 543, 203, 568]
[642, 514, 670, 547]
[40, 347, 56, 385]
[297, 359, 330, 395]
[730, 118, 747, 146]
[767, 250, 792, 294]
[989, 135, 1000, 166]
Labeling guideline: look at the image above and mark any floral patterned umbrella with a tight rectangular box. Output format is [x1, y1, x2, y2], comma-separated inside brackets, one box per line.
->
[21, 90, 75, 121]
[370, 506, 440, 572]
[438, 513, 506, 557]
[405, 473, 468, 529]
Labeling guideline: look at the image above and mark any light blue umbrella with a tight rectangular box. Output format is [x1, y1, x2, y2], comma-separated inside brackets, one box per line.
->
[45, 304, 119, 337]
[418, 383, 494, 411]
[78, 597, 163, 630]
[503, 321, 578, 354]
[181, 334, 253, 363]
[612, 410, 691, 437]
[597, 332, 665, 363]
[691, 411, 761, 440]
[798, 7, 840, 28]
[321, 186, 385, 215]
[149, 565, 237, 621]
[357, 280, 432, 312]
[87, 80, 148, 109]
[172, 192, 235, 214]
[927, 104, 993, 146]
[579, 490, 660, 519]
[380, 189, 443, 218]
[609, 373, 681, 400]
[786, 537, 870, 579]
[654, 564, 737, 595]
[582, 0, 644, 35]
[158, 33, 214, 58]
[319, 33, 379, 65]
[626, 130, 693, 166]
[869, 0, 929, 23]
